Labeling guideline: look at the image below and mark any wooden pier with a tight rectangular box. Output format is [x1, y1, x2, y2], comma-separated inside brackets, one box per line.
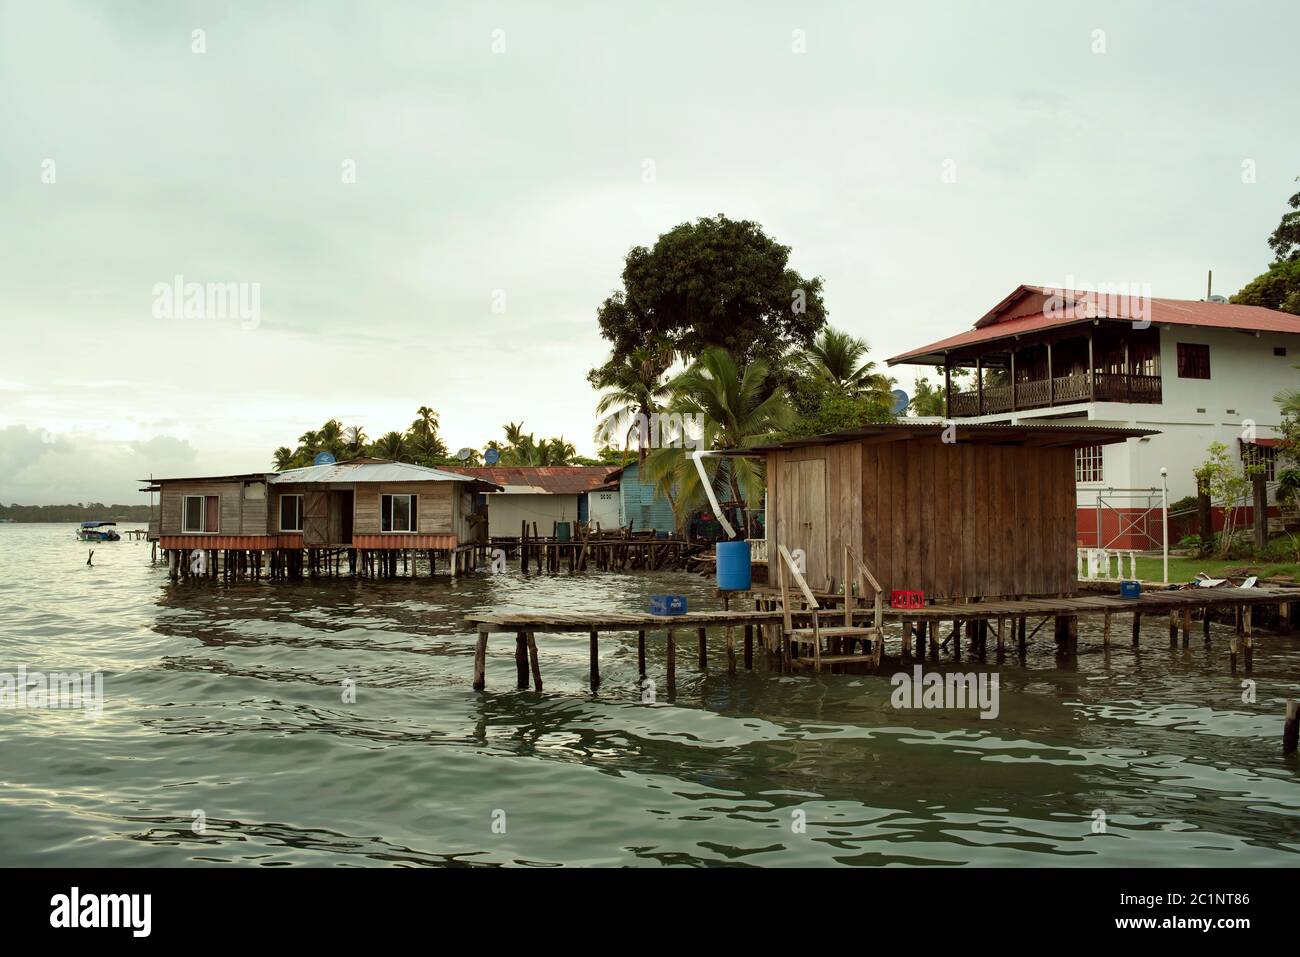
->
[492, 521, 700, 574]
[465, 584, 1298, 692]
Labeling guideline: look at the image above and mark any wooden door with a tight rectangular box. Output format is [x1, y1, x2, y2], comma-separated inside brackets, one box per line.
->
[777, 457, 828, 591]
[303, 490, 330, 545]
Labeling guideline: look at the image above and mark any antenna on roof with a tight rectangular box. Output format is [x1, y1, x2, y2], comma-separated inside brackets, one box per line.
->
[1207, 269, 1212, 300]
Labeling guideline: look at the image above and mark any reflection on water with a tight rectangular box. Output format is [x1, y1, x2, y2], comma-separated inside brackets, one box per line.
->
[1, 523, 1299, 866]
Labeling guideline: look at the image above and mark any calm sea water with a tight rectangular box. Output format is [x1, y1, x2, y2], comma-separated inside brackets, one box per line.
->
[1, 522, 1298, 867]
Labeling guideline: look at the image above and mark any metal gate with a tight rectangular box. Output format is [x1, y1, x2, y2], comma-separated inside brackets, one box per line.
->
[1093, 487, 1165, 551]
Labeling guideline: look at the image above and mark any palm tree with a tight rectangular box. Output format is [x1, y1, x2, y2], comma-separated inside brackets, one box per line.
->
[411, 406, 440, 438]
[795, 327, 894, 400]
[592, 341, 673, 459]
[344, 425, 368, 456]
[644, 347, 794, 526]
[273, 447, 295, 471]
[373, 431, 409, 462]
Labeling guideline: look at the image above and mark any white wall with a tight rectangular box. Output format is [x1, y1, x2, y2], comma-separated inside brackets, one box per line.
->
[485, 494, 580, 537]
[588, 489, 620, 529]
[963, 326, 1297, 505]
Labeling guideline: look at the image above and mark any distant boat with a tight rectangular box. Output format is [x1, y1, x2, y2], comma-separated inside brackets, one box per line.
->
[76, 521, 120, 542]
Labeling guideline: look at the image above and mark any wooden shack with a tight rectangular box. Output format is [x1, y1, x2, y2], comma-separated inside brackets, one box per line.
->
[144, 458, 500, 579]
[735, 423, 1155, 600]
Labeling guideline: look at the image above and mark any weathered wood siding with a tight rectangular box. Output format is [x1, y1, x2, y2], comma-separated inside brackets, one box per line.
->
[352, 482, 455, 536]
[768, 439, 1075, 599]
[159, 480, 268, 537]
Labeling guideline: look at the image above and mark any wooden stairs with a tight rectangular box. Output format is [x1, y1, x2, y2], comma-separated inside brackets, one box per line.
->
[776, 543, 886, 672]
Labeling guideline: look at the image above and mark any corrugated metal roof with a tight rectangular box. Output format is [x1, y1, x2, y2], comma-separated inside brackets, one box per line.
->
[451, 466, 618, 495]
[145, 459, 501, 490]
[724, 422, 1158, 454]
[270, 460, 497, 486]
[888, 285, 1300, 365]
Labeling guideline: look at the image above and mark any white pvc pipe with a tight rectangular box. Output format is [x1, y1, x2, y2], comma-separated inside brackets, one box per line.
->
[691, 450, 737, 539]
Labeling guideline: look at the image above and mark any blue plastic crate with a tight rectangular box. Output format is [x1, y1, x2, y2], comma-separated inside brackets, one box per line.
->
[649, 594, 688, 616]
[1120, 580, 1141, 599]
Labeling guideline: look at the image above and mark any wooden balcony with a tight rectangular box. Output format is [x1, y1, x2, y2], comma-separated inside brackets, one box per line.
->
[948, 373, 1161, 417]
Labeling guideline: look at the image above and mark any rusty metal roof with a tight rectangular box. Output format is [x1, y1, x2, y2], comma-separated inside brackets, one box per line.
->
[723, 423, 1158, 454]
[448, 466, 619, 495]
[888, 284, 1300, 365]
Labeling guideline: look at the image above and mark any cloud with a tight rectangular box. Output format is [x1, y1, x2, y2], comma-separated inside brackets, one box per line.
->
[0, 426, 199, 505]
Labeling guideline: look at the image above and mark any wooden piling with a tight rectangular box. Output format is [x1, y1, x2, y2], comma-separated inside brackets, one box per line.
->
[666, 628, 676, 692]
[743, 623, 754, 670]
[515, 631, 529, 689]
[1243, 605, 1253, 672]
[473, 629, 488, 691]
[527, 632, 542, 690]
[697, 626, 707, 671]
[637, 629, 647, 677]
[1131, 612, 1141, 646]
[1285, 700, 1299, 755]
[589, 630, 600, 691]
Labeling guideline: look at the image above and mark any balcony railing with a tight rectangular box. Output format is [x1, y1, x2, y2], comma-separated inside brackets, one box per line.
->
[948, 372, 1161, 417]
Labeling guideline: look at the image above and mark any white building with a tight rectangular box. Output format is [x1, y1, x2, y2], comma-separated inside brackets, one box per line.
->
[888, 285, 1299, 548]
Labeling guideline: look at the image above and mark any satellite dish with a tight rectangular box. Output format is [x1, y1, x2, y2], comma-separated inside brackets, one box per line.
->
[890, 389, 909, 415]
[484, 448, 500, 465]
[313, 451, 336, 466]
[455, 448, 474, 460]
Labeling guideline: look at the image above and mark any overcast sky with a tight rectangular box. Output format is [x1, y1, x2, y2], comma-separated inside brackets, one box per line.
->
[1, 0, 1296, 504]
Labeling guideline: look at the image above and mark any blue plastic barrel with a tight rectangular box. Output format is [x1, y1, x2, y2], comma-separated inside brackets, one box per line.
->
[716, 540, 752, 591]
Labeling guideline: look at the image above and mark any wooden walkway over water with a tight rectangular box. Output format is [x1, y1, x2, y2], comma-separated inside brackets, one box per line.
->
[465, 584, 1298, 692]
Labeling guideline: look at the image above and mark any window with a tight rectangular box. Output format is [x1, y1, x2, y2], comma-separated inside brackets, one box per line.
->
[1275, 347, 1288, 357]
[1241, 443, 1277, 481]
[279, 494, 303, 532]
[1176, 343, 1210, 379]
[381, 493, 416, 532]
[1074, 445, 1104, 483]
[182, 494, 219, 533]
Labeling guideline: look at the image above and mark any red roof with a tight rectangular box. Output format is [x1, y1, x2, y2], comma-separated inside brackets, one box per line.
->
[888, 285, 1300, 365]
[448, 466, 618, 495]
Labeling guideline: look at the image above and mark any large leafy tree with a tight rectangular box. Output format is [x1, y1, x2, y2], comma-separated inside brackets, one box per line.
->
[1233, 176, 1300, 315]
[589, 215, 827, 385]
[1268, 175, 1300, 263]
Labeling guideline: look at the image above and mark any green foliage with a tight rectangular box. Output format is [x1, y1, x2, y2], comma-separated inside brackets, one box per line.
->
[0, 503, 154, 522]
[1267, 175, 1300, 263]
[785, 387, 895, 437]
[272, 407, 450, 470]
[590, 339, 673, 455]
[1194, 440, 1265, 557]
[792, 327, 894, 398]
[589, 215, 827, 384]
[1232, 258, 1300, 315]
[492, 423, 578, 466]
[642, 347, 794, 526]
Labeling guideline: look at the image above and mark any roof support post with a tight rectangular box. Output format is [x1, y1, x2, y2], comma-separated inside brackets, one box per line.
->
[944, 356, 952, 417]
[1088, 327, 1096, 402]
[1009, 348, 1017, 412]
[1046, 340, 1054, 407]
[976, 354, 983, 416]
[1123, 338, 1130, 402]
